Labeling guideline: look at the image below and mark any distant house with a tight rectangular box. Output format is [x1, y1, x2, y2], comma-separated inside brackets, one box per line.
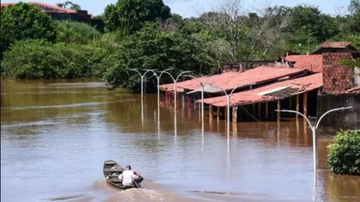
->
[280, 41, 359, 73]
[1, 2, 92, 23]
[219, 61, 276, 73]
[311, 41, 358, 55]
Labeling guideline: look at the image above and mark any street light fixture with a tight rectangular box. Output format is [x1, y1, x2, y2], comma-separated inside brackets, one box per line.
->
[144, 68, 174, 136]
[182, 74, 216, 123]
[158, 71, 192, 109]
[145, 68, 174, 107]
[275, 106, 353, 172]
[129, 69, 157, 98]
[129, 69, 157, 123]
[173, 71, 192, 109]
[209, 83, 255, 137]
[276, 106, 352, 202]
[181, 74, 216, 154]
[159, 71, 192, 137]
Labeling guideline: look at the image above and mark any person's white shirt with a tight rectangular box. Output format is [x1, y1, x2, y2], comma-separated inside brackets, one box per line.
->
[118, 170, 139, 187]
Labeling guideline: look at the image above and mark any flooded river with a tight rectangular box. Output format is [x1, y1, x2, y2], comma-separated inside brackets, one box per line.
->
[1, 80, 359, 202]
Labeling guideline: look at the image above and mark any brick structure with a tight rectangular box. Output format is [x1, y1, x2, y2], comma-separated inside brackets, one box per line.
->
[312, 41, 358, 54]
[322, 53, 355, 94]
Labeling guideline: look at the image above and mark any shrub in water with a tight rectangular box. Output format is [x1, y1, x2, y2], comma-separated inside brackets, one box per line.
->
[1, 40, 109, 79]
[327, 130, 360, 175]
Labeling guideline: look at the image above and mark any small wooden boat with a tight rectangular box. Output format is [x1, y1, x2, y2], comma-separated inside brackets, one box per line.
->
[103, 160, 143, 189]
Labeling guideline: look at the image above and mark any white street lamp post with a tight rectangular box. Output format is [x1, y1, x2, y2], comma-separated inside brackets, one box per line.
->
[160, 71, 192, 137]
[209, 83, 255, 136]
[129, 69, 156, 98]
[181, 74, 215, 154]
[129, 69, 157, 123]
[182, 75, 215, 123]
[145, 68, 174, 107]
[173, 71, 192, 110]
[145, 68, 174, 136]
[276, 106, 352, 172]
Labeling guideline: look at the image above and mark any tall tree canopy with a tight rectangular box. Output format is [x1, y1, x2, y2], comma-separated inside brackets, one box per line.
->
[104, 0, 171, 33]
[0, 3, 56, 58]
[348, 0, 360, 33]
[104, 23, 213, 91]
[55, 21, 102, 44]
[288, 5, 339, 44]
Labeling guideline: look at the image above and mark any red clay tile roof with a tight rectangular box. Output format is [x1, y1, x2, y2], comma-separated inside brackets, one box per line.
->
[1, 2, 77, 13]
[1, 3, 12, 7]
[285, 55, 323, 72]
[159, 75, 208, 92]
[318, 41, 352, 49]
[202, 73, 323, 107]
[159, 66, 306, 92]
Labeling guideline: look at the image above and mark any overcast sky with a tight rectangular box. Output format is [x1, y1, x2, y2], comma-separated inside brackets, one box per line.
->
[2, 0, 352, 16]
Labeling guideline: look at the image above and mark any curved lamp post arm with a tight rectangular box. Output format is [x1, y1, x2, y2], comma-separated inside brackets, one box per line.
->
[143, 69, 157, 78]
[209, 83, 231, 137]
[158, 68, 174, 80]
[209, 83, 227, 95]
[182, 75, 204, 86]
[203, 76, 214, 86]
[183, 73, 218, 86]
[229, 83, 256, 97]
[144, 68, 173, 80]
[276, 109, 313, 129]
[315, 106, 352, 129]
[162, 71, 176, 82]
[203, 72, 218, 84]
[145, 69, 158, 78]
[176, 71, 192, 82]
[129, 69, 143, 78]
[130, 69, 158, 79]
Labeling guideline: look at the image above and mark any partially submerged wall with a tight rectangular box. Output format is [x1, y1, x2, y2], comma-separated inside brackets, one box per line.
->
[317, 94, 360, 131]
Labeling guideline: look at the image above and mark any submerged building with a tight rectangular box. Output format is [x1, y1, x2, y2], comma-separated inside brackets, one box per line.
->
[159, 41, 360, 129]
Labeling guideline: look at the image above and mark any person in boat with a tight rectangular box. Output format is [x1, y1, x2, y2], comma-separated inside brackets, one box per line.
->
[118, 165, 140, 187]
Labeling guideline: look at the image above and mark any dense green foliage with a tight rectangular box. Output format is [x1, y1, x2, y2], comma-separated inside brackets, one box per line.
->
[1, 40, 108, 79]
[104, 23, 213, 91]
[1, 0, 360, 91]
[0, 3, 56, 59]
[56, 21, 102, 44]
[348, 0, 360, 33]
[328, 130, 360, 175]
[104, 0, 171, 33]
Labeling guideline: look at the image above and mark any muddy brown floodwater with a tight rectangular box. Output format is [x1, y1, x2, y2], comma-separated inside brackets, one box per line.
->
[1, 80, 360, 202]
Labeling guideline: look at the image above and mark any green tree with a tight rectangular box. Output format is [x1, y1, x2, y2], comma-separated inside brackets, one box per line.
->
[328, 130, 360, 175]
[198, 2, 291, 62]
[1, 40, 108, 79]
[288, 5, 339, 44]
[104, 0, 171, 33]
[91, 15, 106, 32]
[0, 2, 56, 59]
[56, 21, 102, 44]
[104, 23, 214, 91]
[348, 0, 360, 33]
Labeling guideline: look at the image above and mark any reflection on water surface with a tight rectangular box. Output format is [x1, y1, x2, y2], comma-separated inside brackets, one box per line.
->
[1, 80, 359, 202]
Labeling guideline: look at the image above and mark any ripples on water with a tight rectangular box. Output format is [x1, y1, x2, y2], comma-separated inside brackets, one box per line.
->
[1, 80, 360, 202]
